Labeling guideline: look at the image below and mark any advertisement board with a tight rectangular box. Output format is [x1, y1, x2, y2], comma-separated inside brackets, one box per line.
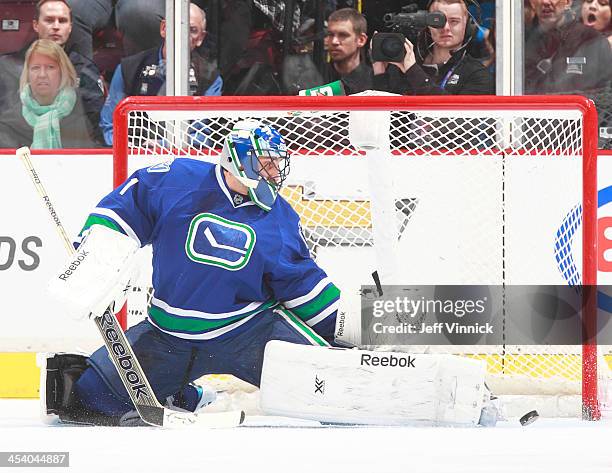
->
[1, 152, 612, 352]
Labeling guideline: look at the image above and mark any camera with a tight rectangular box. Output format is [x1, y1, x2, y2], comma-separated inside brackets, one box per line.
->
[371, 33, 408, 63]
[371, 3, 446, 63]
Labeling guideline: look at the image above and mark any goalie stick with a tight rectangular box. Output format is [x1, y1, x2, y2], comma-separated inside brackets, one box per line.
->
[17, 147, 245, 428]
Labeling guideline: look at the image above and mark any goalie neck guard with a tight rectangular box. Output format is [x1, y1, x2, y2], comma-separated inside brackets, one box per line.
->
[220, 120, 290, 211]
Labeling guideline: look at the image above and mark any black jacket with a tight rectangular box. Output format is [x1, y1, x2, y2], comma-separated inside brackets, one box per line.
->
[524, 17, 612, 94]
[373, 49, 494, 95]
[0, 92, 98, 149]
[121, 46, 220, 97]
[0, 42, 104, 144]
[320, 60, 374, 95]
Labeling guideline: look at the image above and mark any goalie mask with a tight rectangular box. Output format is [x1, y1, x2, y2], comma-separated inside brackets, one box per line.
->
[220, 120, 290, 211]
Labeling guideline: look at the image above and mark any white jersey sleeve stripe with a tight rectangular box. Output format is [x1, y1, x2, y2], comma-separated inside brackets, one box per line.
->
[305, 300, 339, 327]
[283, 277, 331, 309]
[151, 296, 277, 320]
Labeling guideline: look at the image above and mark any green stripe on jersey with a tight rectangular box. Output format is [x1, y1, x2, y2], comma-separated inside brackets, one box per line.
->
[148, 300, 277, 334]
[80, 214, 122, 236]
[291, 283, 340, 321]
[276, 308, 329, 346]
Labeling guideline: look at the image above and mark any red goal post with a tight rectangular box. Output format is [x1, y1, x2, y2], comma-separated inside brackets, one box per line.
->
[113, 95, 600, 420]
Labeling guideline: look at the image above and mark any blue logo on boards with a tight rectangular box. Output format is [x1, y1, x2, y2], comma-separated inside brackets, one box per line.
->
[557, 186, 612, 313]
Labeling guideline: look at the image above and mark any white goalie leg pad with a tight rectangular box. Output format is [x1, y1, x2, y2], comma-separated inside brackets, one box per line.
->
[260, 341, 488, 426]
[47, 225, 139, 320]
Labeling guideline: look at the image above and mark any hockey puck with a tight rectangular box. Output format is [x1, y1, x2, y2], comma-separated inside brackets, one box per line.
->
[519, 410, 539, 426]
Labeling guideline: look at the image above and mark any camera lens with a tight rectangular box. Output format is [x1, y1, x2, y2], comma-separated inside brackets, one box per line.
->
[381, 37, 404, 57]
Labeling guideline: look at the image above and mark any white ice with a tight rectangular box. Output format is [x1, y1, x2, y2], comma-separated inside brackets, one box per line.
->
[2, 399, 612, 473]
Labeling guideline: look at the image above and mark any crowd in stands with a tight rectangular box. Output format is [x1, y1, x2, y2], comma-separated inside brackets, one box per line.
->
[0, 0, 610, 149]
[525, 0, 612, 94]
[0, 0, 104, 145]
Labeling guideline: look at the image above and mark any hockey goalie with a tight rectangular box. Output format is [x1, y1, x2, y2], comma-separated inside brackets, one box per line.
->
[43, 119, 496, 427]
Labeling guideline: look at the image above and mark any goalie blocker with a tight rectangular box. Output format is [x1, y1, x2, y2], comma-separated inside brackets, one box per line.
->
[260, 341, 495, 426]
[47, 225, 139, 319]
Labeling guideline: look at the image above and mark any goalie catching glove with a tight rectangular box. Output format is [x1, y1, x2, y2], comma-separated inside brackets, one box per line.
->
[47, 225, 139, 320]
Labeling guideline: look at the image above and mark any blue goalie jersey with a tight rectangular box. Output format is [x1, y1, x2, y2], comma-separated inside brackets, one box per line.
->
[80, 159, 339, 342]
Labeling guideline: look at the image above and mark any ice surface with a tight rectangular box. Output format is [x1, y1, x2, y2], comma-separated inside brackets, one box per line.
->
[2, 399, 612, 473]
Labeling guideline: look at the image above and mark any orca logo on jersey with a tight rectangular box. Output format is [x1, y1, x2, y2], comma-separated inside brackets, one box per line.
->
[185, 213, 256, 271]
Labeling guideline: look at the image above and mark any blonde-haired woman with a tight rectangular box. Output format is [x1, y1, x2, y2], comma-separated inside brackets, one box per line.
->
[0, 39, 98, 148]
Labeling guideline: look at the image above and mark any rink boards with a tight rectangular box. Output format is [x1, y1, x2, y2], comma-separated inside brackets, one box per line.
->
[3, 151, 612, 397]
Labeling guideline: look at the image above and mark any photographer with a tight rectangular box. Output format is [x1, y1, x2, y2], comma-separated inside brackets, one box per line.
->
[372, 0, 493, 95]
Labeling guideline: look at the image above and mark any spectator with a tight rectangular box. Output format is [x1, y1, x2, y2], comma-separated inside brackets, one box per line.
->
[99, 3, 222, 146]
[0, 40, 98, 149]
[581, 0, 612, 47]
[524, 0, 612, 93]
[319, 8, 373, 94]
[0, 0, 104, 144]
[372, 0, 494, 95]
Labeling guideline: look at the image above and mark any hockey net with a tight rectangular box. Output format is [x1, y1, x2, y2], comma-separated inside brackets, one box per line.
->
[113, 95, 606, 419]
